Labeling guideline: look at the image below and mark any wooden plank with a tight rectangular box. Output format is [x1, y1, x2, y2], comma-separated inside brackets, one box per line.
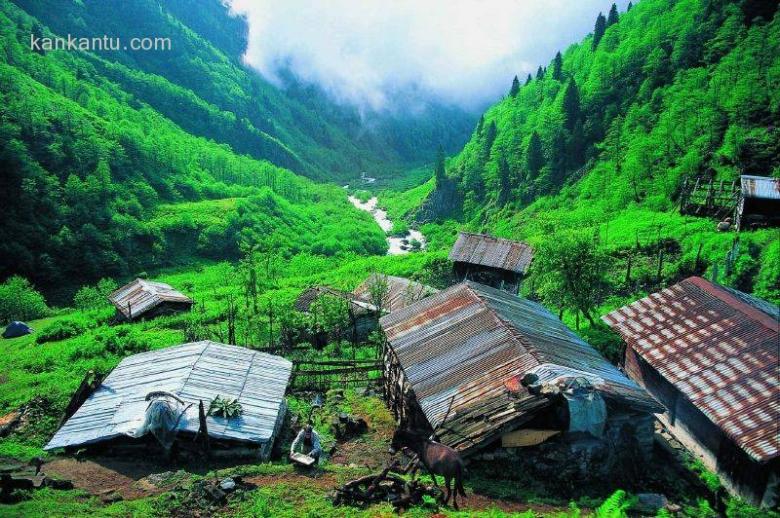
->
[501, 428, 560, 448]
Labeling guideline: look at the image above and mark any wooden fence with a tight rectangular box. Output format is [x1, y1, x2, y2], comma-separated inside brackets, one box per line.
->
[289, 359, 384, 391]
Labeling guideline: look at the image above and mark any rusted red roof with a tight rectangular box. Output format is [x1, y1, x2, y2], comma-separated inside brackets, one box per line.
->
[448, 232, 533, 274]
[603, 276, 780, 463]
[109, 279, 192, 320]
[380, 281, 660, 453]
[352, 274, 438, 314]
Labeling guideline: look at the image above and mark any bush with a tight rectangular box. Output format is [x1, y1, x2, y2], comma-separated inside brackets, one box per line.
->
[99, 326, 147, 356]
[0, 276, 48, 324]
[35, 318, 87, 344]
[73, 278, 118, 310]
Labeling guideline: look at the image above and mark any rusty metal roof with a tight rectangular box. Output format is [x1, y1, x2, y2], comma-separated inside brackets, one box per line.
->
[109, 279, 192, 320]
[294, 286, 378, 314]
[352, 274, 438, 314]
[741, 175, 780, 200]
[603, 276, 780, 463]
[448, 232, 534, 274]
[380, 281, 659, 453]
[46, 341, 292, 450]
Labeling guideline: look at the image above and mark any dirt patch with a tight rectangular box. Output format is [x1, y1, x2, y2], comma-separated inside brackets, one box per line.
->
[244, 471, 338, 491]
[44, 458, 175, 500]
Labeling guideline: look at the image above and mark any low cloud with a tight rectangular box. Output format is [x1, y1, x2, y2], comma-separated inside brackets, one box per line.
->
[228, 0, 627, 112]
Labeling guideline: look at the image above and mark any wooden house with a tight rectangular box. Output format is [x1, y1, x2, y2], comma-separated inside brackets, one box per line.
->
[46, 341, 292, 460]
[448, 232, 533, 294]
[603, 277, 779, 507]
[736, 175, 780, 230]
[294, 285, 380, 344]
[380, 281, 662, 480]
[109, 278, 193, 322]
[352, 274, 438, 314]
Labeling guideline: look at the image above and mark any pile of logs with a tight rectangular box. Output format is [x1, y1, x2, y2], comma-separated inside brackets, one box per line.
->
[332, 461, 441, 512]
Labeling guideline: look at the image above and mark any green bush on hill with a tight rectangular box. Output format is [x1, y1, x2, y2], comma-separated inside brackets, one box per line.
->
[0, 276, 48, 325]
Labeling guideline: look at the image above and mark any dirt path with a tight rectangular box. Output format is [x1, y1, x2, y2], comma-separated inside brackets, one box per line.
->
[44, 458, 175, 500]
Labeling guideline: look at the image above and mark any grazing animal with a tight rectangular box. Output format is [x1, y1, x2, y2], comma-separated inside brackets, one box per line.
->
[389, 428, 467, 510]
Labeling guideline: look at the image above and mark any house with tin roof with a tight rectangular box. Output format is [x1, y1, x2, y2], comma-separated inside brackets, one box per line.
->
[448, 232, 533, 294]
[109, 278, 193, 322]
[603, 276, 779, 507]
[380, 281, 661, 480]
[46, 341, 292, 460]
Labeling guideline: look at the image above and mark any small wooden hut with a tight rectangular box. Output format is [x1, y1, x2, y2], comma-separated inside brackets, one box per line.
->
[294, 285, 379, 343]
[603, 277, 779, 508]
[109, 278, 193, 322]
[352, 274, 438, 314]
[448, 232, 533, 294]
[736, 175, 780, 230]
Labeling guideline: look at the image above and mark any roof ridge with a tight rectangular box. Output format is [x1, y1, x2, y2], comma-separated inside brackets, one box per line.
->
[464, 282, 543, 366]
[686, 277, 778, 330]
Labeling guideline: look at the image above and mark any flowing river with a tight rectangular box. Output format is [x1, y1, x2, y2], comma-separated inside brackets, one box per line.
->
[348, 195, 427, 255]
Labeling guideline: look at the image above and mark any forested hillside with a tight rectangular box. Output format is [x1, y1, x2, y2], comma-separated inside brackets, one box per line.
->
[9, 0, 474, 181]
[0, 0, 389, 301]
[412, 0, 779, 304]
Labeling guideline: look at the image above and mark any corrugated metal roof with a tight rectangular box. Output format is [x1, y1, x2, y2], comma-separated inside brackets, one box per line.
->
[448, 232, 534, 274]
[109, 278, 192, 320]
[45, 341, 292, 450]
[352, 274, 438, 314]
[602, 276, 780, 463]
[380, 281, 659, 452]
[741, 175, 780, 200]
[294, 286, 378, 314]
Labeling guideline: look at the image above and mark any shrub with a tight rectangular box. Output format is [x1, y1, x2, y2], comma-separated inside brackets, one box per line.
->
[73, 278, 118, 310]
[35, 318, 87, 344]
[95, 326, 147, 356]
[0, 276, 48, 324]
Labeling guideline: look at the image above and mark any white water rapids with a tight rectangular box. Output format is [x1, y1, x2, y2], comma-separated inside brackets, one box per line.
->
[348, 195, 426, 255]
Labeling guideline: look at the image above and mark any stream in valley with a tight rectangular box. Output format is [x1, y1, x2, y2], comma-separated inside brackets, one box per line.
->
[348, 195, 426, 255]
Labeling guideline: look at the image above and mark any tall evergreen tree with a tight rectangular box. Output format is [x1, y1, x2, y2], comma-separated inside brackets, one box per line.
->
[509, 75, 520, 97]
[607, 3, 619, 26]
[434, 145, 446, 185]
[525, 132, 544, 180]
[525, 73, 533, 85]
[476, 115, 485, 137]
[626, 2, 633, 12]
[536, 66, 544, 79]
[592, 12, 607, 49]
[481, 121, 498, 163]
[562, 79, 582, 131]
[497, 156, 512, 206]
[552, 51, 563, 81]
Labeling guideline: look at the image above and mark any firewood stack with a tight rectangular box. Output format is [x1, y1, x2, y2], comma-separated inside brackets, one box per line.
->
[332, 461, 442, 511]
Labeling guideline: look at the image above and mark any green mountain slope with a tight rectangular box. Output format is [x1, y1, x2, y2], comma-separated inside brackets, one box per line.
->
[0, 0, 385, 300]
[414, 0, 779, 303]
[10, 0, 474, 181]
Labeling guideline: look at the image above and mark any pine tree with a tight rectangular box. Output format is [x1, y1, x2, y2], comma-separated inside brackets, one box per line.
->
[476, 115, 485, 137]
[480, 121, 498, 163]
[592, 12, 607, 49]
[525, 74, 533, 85]
[497, 156, 512, 206]
[434, 145, 446, 185]
[552, 51, 563, 81]
[627, 2, 633, 12]
[562, 79, 582, 131]
[607, 3, 619, 26]
[525, 132, 545, 180]
[536, 66, 544, 79]
[509, 75, 520, 97]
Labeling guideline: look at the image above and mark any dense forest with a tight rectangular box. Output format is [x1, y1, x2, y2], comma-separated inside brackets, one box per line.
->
[408, 0, 779, 306]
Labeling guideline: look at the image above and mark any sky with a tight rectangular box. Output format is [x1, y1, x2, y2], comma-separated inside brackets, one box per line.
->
[227, 0, 629, 113]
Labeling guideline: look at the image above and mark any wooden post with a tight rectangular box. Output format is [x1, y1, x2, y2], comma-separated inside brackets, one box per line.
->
[656, 248, 664, 285]
[625, 254, 633, 285]
[198, 400, 210, 457]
